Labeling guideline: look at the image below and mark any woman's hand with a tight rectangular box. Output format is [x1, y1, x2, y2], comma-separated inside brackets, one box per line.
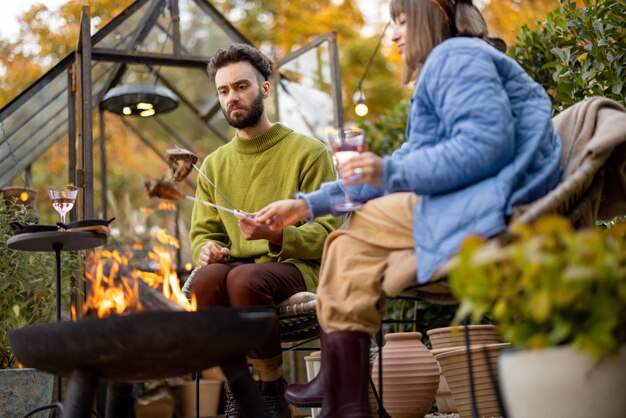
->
[255, 199, 311, 230]
[236, 213, 283, 245]
[340, 152, 384, 187]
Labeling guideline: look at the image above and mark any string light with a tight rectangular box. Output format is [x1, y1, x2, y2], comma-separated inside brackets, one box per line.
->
[352, 21, 390, 117]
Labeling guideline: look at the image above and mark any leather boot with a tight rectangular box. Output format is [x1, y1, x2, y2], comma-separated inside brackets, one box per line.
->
[284, 329, 327, 407]
[318, 330, 371, 418]
[223, 383, 242, 418]
[259, 377, 291, 418]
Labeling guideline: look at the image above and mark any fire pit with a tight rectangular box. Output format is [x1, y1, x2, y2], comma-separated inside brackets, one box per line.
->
[9, 308, 275, 418]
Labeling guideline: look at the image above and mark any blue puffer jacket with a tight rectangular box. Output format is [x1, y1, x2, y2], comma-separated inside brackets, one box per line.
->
[302, 37, 562, 284]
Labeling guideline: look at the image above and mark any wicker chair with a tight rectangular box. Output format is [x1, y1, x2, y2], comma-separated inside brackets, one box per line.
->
[277, 291, 319, 345]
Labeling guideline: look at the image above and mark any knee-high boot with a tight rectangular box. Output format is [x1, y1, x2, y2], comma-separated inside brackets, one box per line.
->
[318, 330, 371, 418]
[284, 329, 327, 407]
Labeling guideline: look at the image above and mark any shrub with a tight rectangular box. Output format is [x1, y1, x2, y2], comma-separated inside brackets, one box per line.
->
[509, 0, 626, 113]
[0, 200, 79, 368]
[449, 216, 626, 359]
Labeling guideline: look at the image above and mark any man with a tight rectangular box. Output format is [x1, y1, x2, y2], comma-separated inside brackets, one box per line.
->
[187, 43, 340, 418]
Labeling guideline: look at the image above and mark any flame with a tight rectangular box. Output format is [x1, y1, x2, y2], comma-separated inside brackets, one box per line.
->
[156, 228, 180, 249]
[140, 207, 156, 218]
[133, 239, 144, 251]
[158, 202, 177, 211]
[81, 239, 196, 320]
[140, 202, 177, 218]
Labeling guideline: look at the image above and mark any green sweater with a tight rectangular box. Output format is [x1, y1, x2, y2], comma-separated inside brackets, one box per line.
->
[190, 123, 341, 292]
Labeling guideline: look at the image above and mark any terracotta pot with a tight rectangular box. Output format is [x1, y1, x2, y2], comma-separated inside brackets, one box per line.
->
[436, 343, 509, 418]
[371, 332, 440, 418]
[430, 349, 457, 414]
[427, 325, 500, 351]
[172, 379, 222, 418]
[499, 345, 626, 418]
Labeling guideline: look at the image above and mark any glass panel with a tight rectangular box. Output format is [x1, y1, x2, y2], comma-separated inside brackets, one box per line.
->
[136, 14, 175, 54]
[178, 0, 237, 57]
[276, 42, 335, 140]
[280, 44, 333, 92]
[276, 78, 334, 141]
[0, 70, 69, 186]
[157, 67, 213, 112]
[91, 61, 117, 104]
[93, 0, 152, 49]
[130, 98, 228, 159]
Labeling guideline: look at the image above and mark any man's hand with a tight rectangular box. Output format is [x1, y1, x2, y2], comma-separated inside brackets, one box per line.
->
[199, 241, 230, 266]
[236, 213, 283, 245]
[255, 199, 311, 231]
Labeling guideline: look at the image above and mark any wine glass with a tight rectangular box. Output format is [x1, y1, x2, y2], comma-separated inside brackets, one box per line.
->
[327, 127, 365, 212]
[48, 185, 78, 225]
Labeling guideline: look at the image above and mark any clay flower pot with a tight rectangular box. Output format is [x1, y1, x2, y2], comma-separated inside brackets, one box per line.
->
[427, 324, 500, 351]
[371, 332, 440, 418]
[436, 343, 509, 418]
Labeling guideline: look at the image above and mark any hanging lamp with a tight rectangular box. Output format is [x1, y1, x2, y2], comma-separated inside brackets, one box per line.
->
[101, 84, 179, 117]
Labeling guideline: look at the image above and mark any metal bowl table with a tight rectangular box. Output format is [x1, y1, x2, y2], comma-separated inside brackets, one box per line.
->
[9, 308, 275, 418]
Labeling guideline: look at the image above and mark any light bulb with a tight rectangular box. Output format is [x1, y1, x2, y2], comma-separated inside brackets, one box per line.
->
[140, 108, 156, 117]
[136, 102, 154, 110]
[355, 102, 369, 117]
[122, 106, 132, 115]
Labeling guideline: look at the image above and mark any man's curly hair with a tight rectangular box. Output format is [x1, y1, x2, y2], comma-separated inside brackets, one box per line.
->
[207, 43, 272, 81]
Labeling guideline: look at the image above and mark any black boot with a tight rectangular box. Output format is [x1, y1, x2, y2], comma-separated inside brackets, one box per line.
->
[223, 383, 242, 418]
[284, 329, 326, 407]
[260, 377, 291, 418]
[318, 330, 371, 418]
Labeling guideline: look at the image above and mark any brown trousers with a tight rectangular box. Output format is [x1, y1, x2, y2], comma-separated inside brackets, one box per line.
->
[317, 192, 418, 335]
[190, 261, 306, 371]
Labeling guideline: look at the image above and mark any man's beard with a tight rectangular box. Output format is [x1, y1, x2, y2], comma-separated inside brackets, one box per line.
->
[222, 90, 265, 129]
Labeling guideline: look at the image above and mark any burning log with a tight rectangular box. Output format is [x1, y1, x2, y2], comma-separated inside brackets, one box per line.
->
[83, 250, 186, 319]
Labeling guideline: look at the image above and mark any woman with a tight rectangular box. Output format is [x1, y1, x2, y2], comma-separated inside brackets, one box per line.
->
[256, 0, 562, 416]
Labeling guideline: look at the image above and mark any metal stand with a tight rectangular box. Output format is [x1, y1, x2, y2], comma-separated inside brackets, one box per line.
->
[54, 242, 63, 403]
[371, 328, 391, 418]
[7, 231, 107, 418]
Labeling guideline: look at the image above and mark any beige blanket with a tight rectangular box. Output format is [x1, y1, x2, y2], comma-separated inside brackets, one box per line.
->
[553, 96, 626, 220]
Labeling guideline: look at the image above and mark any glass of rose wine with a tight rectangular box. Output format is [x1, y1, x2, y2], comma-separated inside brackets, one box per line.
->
[327, 127, 365, 212]
[48, 185, 78, 224]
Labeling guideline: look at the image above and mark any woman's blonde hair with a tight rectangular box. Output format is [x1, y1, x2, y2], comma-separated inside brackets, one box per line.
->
[390, 0, 505, 84]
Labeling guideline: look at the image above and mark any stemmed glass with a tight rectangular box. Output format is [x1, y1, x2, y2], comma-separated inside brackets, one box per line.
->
[48, 185, 78, 225]
[327, 127, 365, 212]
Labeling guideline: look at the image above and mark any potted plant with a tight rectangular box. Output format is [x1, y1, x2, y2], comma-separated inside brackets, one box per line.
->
[448, 215, 626, 418]
[0, 199, 80, 417]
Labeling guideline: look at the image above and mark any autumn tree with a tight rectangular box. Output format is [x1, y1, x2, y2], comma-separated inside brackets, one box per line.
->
[481, 0, 587, 47]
